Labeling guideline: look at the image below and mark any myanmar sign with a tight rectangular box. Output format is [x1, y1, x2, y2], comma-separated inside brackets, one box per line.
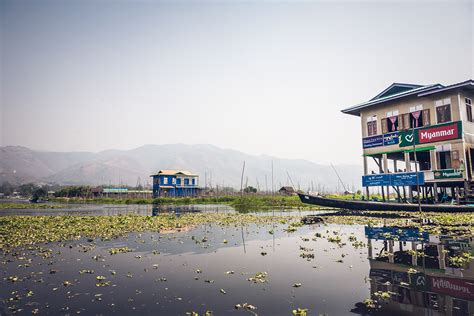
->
[399, 121, 462, 147]
[362, 172, 424, 187]
[433, 169, 464, 179]
[363, 132, 398, 149]
[431, 276, 474, 300]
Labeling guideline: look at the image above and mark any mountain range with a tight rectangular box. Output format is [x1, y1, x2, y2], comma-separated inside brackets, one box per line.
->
[0, 144, 362, 192]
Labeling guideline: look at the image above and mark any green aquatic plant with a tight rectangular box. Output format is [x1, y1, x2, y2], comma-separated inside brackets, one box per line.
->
[247, 272, 268, 283]
[448, 252, 473, 267]
[292, 308, 308, 316]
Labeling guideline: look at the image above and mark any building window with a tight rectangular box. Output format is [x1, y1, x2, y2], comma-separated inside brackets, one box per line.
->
[409, 105, 424, 128]
[192, 178, 195, 185]
[163, 177, 168, 185]
[184, 178, 189, 185]
[435, 98, 451, 124]
[367, 116, 377, 136]
[177, 178, 181, 185]
[172, 178, 176, 185]
[466, 98, 473, 122]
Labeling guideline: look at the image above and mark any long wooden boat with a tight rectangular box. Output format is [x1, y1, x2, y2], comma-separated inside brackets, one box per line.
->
[298, 193, 474, 212]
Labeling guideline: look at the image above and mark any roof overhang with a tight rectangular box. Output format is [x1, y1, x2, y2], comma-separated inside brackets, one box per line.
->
[341, 84, 443, 117]
[417, 80, 474, 97]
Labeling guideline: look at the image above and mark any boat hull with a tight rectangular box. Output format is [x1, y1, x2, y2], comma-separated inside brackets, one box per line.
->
[298, 193, 474, 212]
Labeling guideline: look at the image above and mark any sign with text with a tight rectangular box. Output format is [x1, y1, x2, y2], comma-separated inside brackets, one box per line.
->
[362, 172, 424, 187]
[391, 172, 425, 186]
[399, 121, 462, 147]
[430, 276, 474, 300]
[433, 169, 464, 179]
[363, 132, 399, 149]
[362, 135, 383, 148]
[365, 226, 429, 242]
[383, 132, 399, 146]
[362, 174, 391, 186]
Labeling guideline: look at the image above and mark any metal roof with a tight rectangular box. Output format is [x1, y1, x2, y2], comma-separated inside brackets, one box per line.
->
[150, 170, 198, 177]
[341, 83, 443, 116]
[417, 79, 474, 97]
[342, 79, 474, 117]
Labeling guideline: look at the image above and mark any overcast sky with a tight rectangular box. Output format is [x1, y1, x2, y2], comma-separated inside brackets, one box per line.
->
[1, 0, 472, 165]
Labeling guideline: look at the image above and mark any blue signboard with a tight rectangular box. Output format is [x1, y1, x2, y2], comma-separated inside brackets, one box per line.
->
[383, 132, 399, 146]
[391, 172, 424, 186]
[362, 172, 424, 187]
[365, 226, 429, 242]
[362, 174, 391, 187]
[362, 135, 383, 149]
[362, 132, 399, 149]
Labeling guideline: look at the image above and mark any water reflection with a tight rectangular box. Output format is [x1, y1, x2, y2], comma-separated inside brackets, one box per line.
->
[362, 226, 473, 315]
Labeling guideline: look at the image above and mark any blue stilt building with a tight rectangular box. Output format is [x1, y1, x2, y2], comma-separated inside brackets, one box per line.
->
[150, 170, 199, 197]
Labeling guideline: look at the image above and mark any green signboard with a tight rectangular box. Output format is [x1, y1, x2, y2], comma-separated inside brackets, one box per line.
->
[433, 169, 464, 179]
[399, 121, 462, 148]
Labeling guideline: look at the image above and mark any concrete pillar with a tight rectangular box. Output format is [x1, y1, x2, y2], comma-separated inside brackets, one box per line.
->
[368, 238, 373, 260]
[383, 153, 389, 200]
[430, 149, 438, 171]
[411, 241, 417, 266]
[363, 155, 370, 199]
[388, 240, 394, 263]
[405, 152, 413, 202]
[437, 244, 446, 270]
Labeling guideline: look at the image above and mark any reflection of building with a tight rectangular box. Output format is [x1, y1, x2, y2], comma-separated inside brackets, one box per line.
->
[150, 170, 199, 197]
[342, 80, 474, 202]
[364, 226, 474, 315]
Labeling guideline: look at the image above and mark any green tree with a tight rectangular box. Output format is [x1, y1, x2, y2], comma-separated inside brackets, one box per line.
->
[243, 186, 257, 193]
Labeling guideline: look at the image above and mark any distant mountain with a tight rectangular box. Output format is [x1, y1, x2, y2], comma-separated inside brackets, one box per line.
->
[0, 145, 363, 191]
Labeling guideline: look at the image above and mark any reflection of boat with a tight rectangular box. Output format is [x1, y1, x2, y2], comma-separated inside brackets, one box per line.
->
[354, 226, 474, 315]
[298, 193, 474, 212]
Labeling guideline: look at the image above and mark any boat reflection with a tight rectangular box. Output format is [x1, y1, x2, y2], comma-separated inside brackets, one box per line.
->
[360, 226, 474, 315]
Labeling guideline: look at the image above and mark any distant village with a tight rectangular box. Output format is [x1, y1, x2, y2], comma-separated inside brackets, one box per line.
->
[0, 169, 305, 200]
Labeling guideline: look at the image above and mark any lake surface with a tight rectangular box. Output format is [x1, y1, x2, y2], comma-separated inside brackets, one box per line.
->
[0, 203, 329, 217]
[1, 219, 472, 315]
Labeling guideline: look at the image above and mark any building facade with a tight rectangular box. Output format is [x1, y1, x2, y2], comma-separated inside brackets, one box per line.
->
[342, 79, 474, 202]
[150, 170, 199, 197]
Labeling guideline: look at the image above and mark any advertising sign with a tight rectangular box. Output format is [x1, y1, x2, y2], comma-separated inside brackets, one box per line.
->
[362, 174, 391, 187]
[362, 172, 424, 187]
[383, 132, 399, 146]
[433, 169, 463, 179]
[362, 132, 399, 149]
[399, 121, 462, 147]
[430, 276, 474, 300]
[391, 172, 425, 186]
[362, 135, 383, 148]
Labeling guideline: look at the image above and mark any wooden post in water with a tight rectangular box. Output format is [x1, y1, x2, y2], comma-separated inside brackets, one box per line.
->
[240, 161, 246, 199]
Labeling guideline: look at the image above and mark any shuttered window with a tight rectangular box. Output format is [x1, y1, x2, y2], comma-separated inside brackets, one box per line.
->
[422, 109, 430, 126]
[466, 98, 473, 122]
[381, 118, 388, 134]
[435, 98, 452, 124]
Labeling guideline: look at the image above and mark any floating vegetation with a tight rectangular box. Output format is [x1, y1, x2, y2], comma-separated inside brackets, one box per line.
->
[292, 308, 308, 316]
[247, 272, 268, 283]
[448, 252, 473, 267]
[235, 303, 257, 313]
[0, 213, 294, 248]
[109, 247, 132, 255]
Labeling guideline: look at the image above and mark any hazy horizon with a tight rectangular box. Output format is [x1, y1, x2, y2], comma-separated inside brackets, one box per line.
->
[1, 0, 473, 165]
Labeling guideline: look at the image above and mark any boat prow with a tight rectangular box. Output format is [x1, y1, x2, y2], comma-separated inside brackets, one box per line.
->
[298, 193, 474, 212]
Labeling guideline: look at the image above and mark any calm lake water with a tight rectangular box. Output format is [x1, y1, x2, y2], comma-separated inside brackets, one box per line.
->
[1, 218, 473, 315]
[0, 203, 329, 217]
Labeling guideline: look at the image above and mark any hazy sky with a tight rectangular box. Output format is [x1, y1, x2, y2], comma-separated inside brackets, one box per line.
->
[1, 0, 472, 165]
